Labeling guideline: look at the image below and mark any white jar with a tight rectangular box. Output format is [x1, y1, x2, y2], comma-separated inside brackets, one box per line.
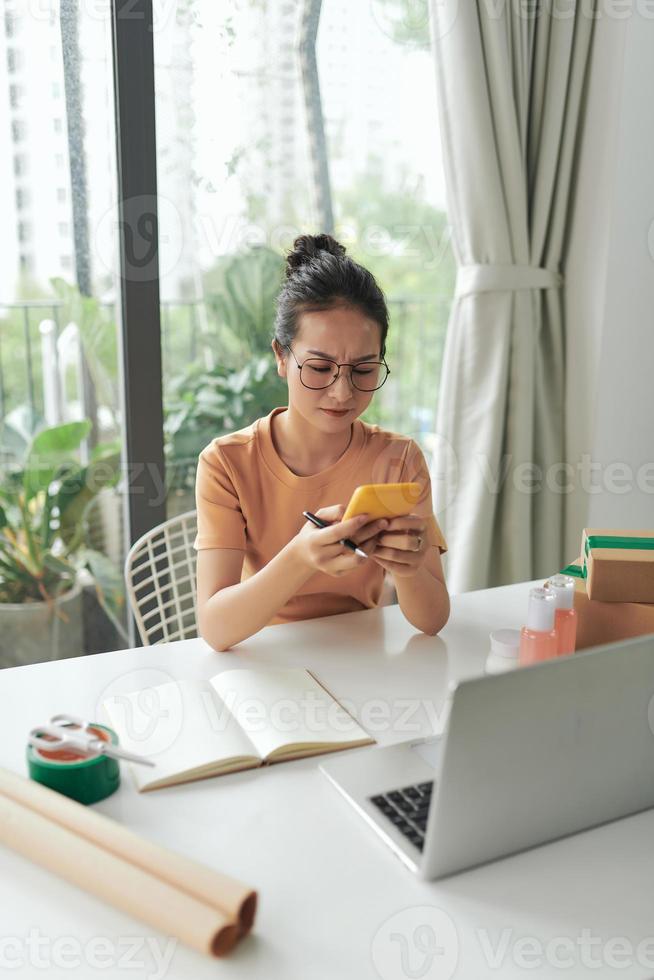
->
[485, 628, 521, 674]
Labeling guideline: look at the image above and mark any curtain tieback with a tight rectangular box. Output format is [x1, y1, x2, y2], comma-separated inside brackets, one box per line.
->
[455, 263, 563, 299]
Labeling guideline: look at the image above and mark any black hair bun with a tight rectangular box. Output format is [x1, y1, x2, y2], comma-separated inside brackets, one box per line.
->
[285, 234, 346, 278]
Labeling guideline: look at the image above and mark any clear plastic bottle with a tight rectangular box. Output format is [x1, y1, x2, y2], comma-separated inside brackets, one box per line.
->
[519, 587, 558, 666]
[546, 573, 578, 656]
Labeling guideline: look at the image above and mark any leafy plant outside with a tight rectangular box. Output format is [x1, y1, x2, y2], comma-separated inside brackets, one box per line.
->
[0, 417, 126, 638]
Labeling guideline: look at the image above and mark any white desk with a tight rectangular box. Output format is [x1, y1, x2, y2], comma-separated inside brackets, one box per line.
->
[2, 581, 654, 980]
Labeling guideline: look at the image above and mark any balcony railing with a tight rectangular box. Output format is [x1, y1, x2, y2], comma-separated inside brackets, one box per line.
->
[0, 295, 450, 460]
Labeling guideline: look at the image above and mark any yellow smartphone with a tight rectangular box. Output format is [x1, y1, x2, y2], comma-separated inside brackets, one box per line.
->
[343, 483, 422, 522]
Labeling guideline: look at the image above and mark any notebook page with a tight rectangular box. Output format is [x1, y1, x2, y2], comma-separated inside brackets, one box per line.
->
[209, 667, 370, 761]
[102, 679, 259, 790]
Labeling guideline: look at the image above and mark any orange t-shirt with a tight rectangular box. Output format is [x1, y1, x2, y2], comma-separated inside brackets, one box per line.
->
[194, 406, 447, 625]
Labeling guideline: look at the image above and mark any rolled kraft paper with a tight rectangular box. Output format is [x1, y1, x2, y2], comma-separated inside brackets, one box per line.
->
[0, 793, 239, 957]
[0, 767, 256, 935]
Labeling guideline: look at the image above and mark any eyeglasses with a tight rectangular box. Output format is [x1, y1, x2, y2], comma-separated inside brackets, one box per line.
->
[283, 345, 390, 392]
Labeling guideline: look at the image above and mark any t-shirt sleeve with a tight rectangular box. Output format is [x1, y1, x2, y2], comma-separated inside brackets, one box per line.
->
[193, 444, 246, 551]
[399, 439, 447, 554]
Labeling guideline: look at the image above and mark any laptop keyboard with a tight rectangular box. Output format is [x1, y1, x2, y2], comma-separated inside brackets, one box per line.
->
[369, 781, 434, 851]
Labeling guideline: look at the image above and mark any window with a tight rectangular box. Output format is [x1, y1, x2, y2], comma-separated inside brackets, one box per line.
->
[152, 0, 451, 518]
[0, 0, 125, 668]
[316, 0, 454, 444]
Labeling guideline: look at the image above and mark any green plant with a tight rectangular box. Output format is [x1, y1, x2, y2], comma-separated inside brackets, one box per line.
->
[0, 418, 125, 635]
[0, 281, 121, 444]
[164, 355, 287, 489]
[204, 246, 285, 357]
[50, 277, 121, 432]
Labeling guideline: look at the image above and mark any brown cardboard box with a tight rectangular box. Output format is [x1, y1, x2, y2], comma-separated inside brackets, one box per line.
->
[557, 559, 654, 650]
[581, 529, 654, 602]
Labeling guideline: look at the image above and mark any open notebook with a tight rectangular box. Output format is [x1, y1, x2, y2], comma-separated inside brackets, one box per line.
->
[102, 667, 373, 792]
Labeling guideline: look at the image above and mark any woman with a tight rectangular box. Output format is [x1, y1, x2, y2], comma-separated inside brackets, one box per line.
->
[195, 234, 449, 651]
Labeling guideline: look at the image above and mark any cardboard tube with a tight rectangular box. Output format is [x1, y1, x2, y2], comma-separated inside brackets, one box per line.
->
[0, 767, 256, 934]
[0, 793, 239, 957]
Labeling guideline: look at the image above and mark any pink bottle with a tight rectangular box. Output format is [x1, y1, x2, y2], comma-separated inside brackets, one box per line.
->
[519, 587, 558, 666]
[546, 574, 578, 656]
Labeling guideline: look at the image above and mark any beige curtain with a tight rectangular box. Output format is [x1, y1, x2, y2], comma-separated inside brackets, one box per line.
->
[430, 0, 596, 594]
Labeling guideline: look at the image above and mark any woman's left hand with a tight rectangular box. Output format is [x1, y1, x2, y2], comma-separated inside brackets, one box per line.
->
[369, 515, 428, 579]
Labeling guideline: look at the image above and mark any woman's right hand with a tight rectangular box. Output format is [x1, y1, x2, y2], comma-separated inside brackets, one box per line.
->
[291, 505, 389, 578]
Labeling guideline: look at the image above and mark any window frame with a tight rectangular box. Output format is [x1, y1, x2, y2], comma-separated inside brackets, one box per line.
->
[110, 0, 166, 641]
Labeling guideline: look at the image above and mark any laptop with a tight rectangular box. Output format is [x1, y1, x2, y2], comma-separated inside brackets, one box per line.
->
[320, 632, 654, 880]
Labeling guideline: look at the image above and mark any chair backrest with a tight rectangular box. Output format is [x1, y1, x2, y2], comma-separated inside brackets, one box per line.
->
[124, 510, 198, 645]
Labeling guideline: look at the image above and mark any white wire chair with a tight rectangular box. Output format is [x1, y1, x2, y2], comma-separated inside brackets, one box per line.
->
[124, 510, 198, 645]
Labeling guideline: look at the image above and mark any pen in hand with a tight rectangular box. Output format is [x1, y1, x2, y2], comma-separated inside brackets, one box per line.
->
[302, 511, 369, 560]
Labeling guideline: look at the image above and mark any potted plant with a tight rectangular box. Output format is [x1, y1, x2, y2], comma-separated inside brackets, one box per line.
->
[204, 245, 285, 358]
[0, 418, 125, 668]
[162, 246, 288, 514]
[164, 355, 288, 515]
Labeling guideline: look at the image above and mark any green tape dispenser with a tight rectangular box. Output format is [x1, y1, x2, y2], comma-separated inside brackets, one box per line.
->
[27, 714, 154, 806]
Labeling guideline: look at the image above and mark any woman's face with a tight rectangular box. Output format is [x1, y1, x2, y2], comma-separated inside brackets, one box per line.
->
[273, 305, 383, 434]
